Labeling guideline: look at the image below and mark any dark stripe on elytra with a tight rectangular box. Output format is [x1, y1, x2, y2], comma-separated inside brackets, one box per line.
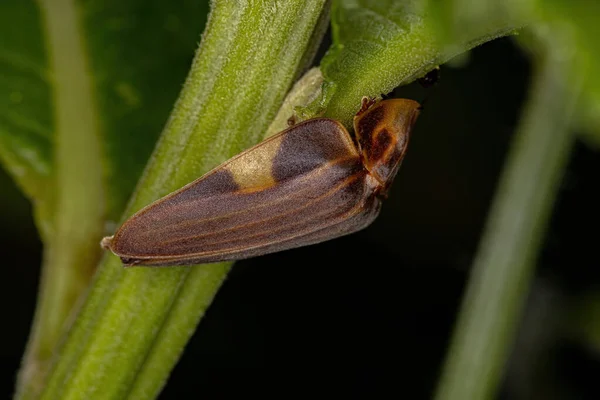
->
[151, 160, 364, 251]
[127, 173, 382, 266]
[135, 155, 359, 240]
[135, 193, 381, 266]
[126, 119, 355, 241]
[129, 160, 365, 256]
[111, 168, 240, 253]
[271, 119, 356, 182]
[142, 159, 355, 246]
[158, 169, 367, 252]
[172, 168, 240, 198]
[136, 168, 240, 214]
[172, 190, 376, 260]
[159, 173, 370, 255]
[114, 156, 364, 256]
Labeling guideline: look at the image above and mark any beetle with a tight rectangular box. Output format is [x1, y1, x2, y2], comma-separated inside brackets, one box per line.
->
[101, 97, 421, 267]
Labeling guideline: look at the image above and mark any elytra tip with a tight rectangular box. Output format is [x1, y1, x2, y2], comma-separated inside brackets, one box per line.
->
[100, 236, 113, 250]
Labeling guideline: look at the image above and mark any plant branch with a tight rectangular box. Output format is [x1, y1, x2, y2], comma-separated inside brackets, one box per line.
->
[17, 0, 105, 397]
[434, 35, 580, 400]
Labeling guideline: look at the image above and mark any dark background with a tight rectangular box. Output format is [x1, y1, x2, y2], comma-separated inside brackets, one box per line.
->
[1, 37, 599, 399]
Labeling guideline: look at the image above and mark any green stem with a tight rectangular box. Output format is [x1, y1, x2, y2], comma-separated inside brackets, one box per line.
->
[434, 41, 579, 400]
[17, 0, 105, 397]
[35, 2, 327, 399]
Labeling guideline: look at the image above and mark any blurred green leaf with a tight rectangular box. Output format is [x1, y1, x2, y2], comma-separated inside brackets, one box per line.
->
[428, 0, 531, 45]
[80, 1, 210, 221]
[539, 0, 600, 147]
[428, 0, 600, 147]
[0, 0, 53, 233]
[0, 0, 208, 231]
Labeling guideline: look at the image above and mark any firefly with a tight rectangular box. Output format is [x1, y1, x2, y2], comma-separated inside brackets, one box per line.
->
[101, 97, 421, 266]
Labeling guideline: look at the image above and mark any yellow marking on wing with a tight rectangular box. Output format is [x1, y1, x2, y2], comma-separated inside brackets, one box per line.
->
[226, 134, 283, 190]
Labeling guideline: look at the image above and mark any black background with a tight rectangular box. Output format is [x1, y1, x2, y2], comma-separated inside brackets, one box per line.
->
[1, 37, 599, 399]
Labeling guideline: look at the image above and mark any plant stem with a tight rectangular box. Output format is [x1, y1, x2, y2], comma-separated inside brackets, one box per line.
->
[32, 2, 327, 400]
[17, 0, 105, 397]
[434, 41, 579, 400]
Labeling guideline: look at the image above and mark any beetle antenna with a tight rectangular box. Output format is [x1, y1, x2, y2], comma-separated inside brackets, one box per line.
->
[416, 66, 441, 111]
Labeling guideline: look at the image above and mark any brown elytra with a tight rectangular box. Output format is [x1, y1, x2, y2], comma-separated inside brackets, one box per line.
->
[102, 98, 421, 267]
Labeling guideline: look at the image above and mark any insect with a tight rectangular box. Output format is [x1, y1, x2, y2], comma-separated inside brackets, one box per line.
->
[101, 97, 421, 267]
[418, 66, 441, 88]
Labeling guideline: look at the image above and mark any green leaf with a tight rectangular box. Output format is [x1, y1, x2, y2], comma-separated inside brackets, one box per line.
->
[427, 0, 532, 45]
[309, 0, 525, 125]
[430, 0, 600, 147]
[0, 0, 208, 231]
[81, 1, 210, 222]
[537, 0, 600, 147]
[1, 0, 209, 397]
[0, 0, 53, 234]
